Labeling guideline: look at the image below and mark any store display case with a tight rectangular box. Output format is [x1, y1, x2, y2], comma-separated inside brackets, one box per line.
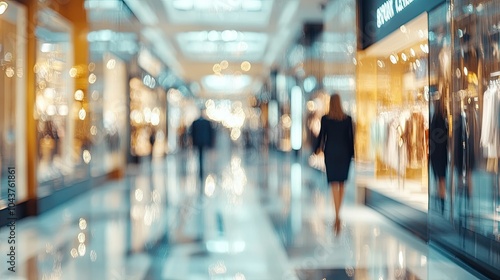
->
[0, 1, 27, 207]
[356, 13, 430, 214]
[88, 52, 128, 176]
[129, 75, 167, 158]
[427, 1, 500, 277]
[34, 9, 81, 196]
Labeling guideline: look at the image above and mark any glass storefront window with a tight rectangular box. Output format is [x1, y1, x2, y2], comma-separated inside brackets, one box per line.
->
[357, 13, 430, 212]
[448, 0, 500, 235]
[129, 75, 166, 158]
[0, 2, 27, 206]
[34, 9, 78, 196]
[88, 52, 128, 176]
[428, 1, 500, 277]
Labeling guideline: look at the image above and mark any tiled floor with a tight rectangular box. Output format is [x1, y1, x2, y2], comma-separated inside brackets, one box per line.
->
[0, 135, 484, 279]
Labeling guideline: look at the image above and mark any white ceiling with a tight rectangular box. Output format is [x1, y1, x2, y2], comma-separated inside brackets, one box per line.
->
[119, 0, 328, 97]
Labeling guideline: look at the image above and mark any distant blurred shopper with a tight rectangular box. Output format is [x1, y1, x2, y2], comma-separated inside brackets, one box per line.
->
[191, 112, 214, 180]
[314, 93, 355, 235]
[149, 126, 156, 158]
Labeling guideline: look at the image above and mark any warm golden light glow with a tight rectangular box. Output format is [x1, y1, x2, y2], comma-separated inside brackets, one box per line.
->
[79, 218, 87, 230]
[306, 100, 316, 112]
[78, 233, 86, 243]
[5, 67, 14, 78]
[231, 128, 241, 140]
[213, 63, 222, 73]
[88, 73, 97, 84]
[69, 67, 78, 78]
[241, 61, 251, 71]
[83, 150, 91, 164]
[79, 108, 87, 120]
[74, 90, 84, 101]
[106, 59, 116, 69]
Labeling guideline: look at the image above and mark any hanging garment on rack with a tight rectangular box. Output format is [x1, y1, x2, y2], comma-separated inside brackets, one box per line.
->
[480, 84, 500, 158]
[404, 111, 426, 169]
[454, 101, 478, 172]
[370, 114, 389, 160]
[480, 83, 500, 172]
[386, 112, 408, 174]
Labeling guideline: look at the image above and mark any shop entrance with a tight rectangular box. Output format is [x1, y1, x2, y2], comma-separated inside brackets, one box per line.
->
[356, 13, 430, 215]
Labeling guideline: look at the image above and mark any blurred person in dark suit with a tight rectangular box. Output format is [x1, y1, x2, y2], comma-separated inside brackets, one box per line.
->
[191, 111, 215, 180]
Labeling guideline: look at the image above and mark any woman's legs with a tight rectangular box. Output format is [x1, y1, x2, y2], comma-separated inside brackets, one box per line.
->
[438, 177, 446, 213]
[331, 181, 346, 233]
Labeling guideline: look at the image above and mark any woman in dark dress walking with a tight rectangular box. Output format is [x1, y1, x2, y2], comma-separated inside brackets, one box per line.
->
[430, 101, 448, 214]
[314, 94, 355, 234]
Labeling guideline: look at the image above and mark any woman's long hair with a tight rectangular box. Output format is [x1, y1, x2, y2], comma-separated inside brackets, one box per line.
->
[327, 93, 346, 120]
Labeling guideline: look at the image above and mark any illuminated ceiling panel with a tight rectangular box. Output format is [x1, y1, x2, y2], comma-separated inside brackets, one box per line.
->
[202, 74, 252, 93]
[176, 31, 268, 61]
[163, 0, 273, 27]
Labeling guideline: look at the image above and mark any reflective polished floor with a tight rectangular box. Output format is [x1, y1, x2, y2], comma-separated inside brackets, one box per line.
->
[0, 135, 483, 279]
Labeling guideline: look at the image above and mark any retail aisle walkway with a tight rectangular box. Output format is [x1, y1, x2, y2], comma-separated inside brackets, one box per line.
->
[0, 143, 483, 279]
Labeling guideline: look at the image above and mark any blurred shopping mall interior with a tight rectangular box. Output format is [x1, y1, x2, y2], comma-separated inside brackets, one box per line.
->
[0, 0, 500, 279]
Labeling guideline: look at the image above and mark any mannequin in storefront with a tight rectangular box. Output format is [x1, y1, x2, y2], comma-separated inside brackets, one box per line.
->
[149, 125, 156, 159]
[314, 93, 355, 235]
[454, 93, 478, 210]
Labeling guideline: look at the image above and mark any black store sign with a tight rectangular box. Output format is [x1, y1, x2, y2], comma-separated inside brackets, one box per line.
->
[359, 0, 446, 49]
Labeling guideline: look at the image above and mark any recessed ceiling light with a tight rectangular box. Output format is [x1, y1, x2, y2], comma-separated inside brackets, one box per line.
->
[0, 2, 8, 15]
[208, 30, 220, 41]
[242, 0, 263, 11]
[172, 0, 193, 10]
[221, 30, 238, 42]
[202, 74, 252, 93]
[389, 54, 398, 64]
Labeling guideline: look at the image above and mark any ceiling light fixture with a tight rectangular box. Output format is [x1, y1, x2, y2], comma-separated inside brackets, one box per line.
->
[0, 2, 8, 15]
[123, 0, 158, 25]
[208, 30, 220, 41]
[202, 74, 252, 93]
[172, 0, 194, 10]
[221, 30, 238, 42]
[242, 0, 263, 11]
[177, 31, 267, 61]
[172, 0, 263, 12]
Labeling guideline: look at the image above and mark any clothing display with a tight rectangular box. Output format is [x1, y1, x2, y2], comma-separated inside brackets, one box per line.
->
[454, 99, 479, 173]
[480, 82, 500, 159]
[386, 114, 408, 174]
[404, 111, 426, 169]
[370, 106, 428, 174]
[315, 115, 354, 182]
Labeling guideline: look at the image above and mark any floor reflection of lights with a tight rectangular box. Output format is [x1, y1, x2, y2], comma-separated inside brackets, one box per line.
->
[0, 147, 484, 279]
